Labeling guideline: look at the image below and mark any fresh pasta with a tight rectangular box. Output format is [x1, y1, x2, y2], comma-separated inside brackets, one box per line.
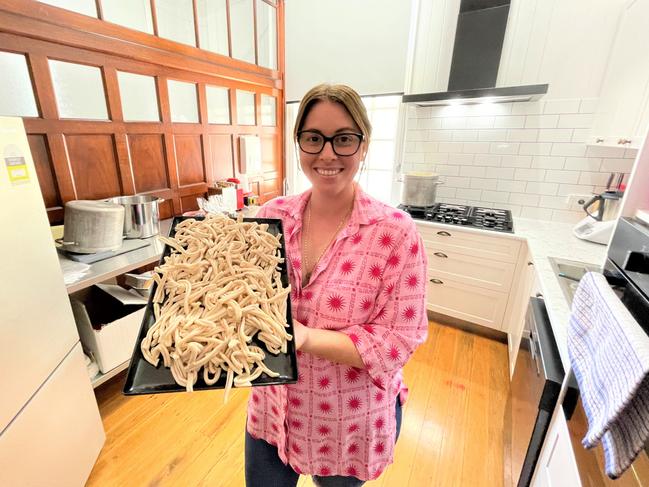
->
[140, 213, 292, 401]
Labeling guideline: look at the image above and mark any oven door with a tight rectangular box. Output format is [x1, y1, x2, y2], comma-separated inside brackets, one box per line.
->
[505, 298, 564, 487]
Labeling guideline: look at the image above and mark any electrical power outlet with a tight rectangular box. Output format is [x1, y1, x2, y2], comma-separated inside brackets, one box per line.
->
[566, 194, 592, 211]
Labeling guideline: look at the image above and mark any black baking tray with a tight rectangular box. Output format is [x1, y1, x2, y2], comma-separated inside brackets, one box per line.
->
[122, 216, 296, 395]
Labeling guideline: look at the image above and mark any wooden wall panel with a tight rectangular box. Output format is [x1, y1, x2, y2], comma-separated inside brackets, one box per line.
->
[260, 177, 281, 203]
[158, 199, 174, 220]
[208, 134, 235, 181]
[260, 134, 277, 173]
[180, 195, 200, 212]
[128, 134, 169, 193]
[175, 135, 205, 186]
[66, 134, 122, 199]
[27, 134, 59, 208]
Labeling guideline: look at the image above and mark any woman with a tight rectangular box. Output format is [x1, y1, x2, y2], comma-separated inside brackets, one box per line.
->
[245, 84, 428, 486]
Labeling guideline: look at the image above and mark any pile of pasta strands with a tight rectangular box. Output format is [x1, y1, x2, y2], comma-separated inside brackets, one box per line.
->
[140, 213, 292, 400]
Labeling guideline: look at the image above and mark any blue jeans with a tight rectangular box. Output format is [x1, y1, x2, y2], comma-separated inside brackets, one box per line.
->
[245, 397, 403, 487]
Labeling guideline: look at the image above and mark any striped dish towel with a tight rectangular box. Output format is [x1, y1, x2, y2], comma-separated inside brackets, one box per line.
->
[568, 271, 649, 479]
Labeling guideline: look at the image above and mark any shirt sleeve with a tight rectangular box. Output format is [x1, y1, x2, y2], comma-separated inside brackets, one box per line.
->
[343, 224, 429, 389]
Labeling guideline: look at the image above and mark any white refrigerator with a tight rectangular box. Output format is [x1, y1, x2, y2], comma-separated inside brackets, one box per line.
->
[0, 117, 105, 486]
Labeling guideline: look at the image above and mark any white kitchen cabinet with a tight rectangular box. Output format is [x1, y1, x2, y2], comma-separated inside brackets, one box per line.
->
[531, 408, 582, 487]
[589, 0, 649, 150]
[417, 222, 522, 331]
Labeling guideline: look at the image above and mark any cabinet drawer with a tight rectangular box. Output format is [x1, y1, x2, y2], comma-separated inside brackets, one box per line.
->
[427, 277, 509, 331]
[427, 245, 516, 292]
[416, 223, 521, 263]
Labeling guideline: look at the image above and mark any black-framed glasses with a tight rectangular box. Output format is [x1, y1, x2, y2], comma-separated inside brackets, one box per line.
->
[297, 130, 364, 156]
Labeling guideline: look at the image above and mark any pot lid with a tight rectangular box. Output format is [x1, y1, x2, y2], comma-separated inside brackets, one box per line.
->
[66, 200, 124, 212]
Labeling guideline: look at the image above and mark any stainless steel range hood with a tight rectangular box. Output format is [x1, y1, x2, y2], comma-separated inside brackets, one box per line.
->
[403, 0, 549, 106]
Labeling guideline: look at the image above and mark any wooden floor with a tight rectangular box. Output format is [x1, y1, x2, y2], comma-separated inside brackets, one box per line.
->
[86, 321, 509, 487]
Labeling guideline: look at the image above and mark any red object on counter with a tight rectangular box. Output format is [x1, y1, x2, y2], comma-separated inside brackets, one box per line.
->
[236, 188, 244, 210]
[227, 177, 241, 185]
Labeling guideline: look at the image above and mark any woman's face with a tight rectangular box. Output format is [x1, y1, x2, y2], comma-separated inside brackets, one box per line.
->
[298, 100, 367, 196]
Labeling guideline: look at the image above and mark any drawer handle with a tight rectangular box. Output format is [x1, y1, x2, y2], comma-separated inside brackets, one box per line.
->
[536, 293, 543, 298]
[434, 252, 448, 258]
[527, 261, 534, 266]
[617, 138, 632, 145]
[429, 278, 444, 284]
[437, 231, 451, 237]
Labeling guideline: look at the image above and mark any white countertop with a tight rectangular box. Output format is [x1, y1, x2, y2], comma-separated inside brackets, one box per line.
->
[512, 217, 607, 368]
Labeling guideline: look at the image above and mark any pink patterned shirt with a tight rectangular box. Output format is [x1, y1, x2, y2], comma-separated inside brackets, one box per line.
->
[246, 187, 428, 481]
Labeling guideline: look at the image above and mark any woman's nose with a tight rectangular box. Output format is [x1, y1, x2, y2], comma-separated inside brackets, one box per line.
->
[319, 139, 337, 159]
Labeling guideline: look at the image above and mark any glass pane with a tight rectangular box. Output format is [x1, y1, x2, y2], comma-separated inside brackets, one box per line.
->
[156, 0, 196, 47]
[168, 80, 199, 123]
[236, 90, 255, 125]
[197, 0, 229, 56]
[117, 71, 159, 122]
[0, 52, 38, 117]
[101, 0, 154, 34]
[230, 0, 255, 64]
[366, 140, 395, 171]
[39, 0, 97, 17]
[206, 86, 230, 124]
[256, 0, 277, 69]
[371, 108, 398, 139]
[49, 60, 108, 120]
[260, 94, 276, 126]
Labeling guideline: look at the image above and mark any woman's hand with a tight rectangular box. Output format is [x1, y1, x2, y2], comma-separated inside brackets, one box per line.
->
[292, 320, 310, 350]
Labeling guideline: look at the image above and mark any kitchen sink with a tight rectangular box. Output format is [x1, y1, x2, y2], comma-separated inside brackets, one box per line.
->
[547, 256, 602, 306]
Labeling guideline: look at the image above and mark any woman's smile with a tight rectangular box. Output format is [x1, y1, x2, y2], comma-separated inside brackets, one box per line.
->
[314, 167, 344, 177]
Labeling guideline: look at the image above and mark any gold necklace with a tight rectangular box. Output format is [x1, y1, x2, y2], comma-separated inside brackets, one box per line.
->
[302, 193, 354, 283]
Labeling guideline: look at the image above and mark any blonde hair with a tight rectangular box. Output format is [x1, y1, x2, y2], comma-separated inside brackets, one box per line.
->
[293, 84, 372, 143]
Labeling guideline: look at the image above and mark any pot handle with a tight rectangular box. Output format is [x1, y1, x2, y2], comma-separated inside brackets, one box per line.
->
[55, 237, 76, 246]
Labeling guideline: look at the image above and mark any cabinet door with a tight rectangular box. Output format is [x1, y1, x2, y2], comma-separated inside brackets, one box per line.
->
[531, 408, 582, 487]
[427, 277, 509, 330]
[590, 0, 649, 149]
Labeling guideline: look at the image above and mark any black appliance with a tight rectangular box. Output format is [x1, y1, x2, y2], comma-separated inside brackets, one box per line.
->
[560, 217, 649, 485]
[504, 297, 565, 487]
[399, 202, 514, 233]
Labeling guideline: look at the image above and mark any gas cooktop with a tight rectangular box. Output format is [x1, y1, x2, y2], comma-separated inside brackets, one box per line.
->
[398, 203, 514, 233]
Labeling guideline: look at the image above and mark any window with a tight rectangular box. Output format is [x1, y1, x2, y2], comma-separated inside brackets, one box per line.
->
[286, 94, 402, 205]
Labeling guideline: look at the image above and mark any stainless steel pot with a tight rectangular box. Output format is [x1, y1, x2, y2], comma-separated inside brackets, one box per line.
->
[400, 172, 442, 207]
[106, 195, 163, 239]
[57, 200, 125, 253]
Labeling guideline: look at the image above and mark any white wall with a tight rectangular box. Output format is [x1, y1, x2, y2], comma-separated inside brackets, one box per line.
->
[284, 0, 412, 101]
[497, 0, 627, 99]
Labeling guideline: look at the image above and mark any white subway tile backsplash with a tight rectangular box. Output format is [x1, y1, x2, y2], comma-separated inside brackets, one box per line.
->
[579, 98, 599, 114]
[452, 130, 479, 142]
[564, 157, 601, 171]
[459, 166, 486, 178]
[403, 97, 632, 221]
[578, 171, 614, 185]
[585, 145, 627, 158]
[600, 158, 635, 172]
[539, 195, 569, 210]
[531, 156, 565, 170]
[501, 155, 533, 168]
[521, 206, 554, 220]
[449, 153, 475, 165]
[491, 142, 520, 154]
[438, 142, 464, 153]
[463, 142, 492, 154]
[493, 116, 526, 129]
[545, 170, 580, 184]
[509, 193, 540, 206]
[507, 129, 539, 142]
[557, 113, 595, 129]
[519, 143, 552, 155]
[514, 168, 546, 181]
[480, 190, 510, 203]
[497, 180, 527, 192]
[543, 99, 581, 114]
[550, 143, 587, 157]
[466, 116, 495, 129]
[538, 129, 574, 143]
[525, 181, 559, 195]
[470, 178, 499, 190]
[474, 154, 501, 167]
[551, 209, 583, 223]
[524, 114, 559, 129]
[442, 117, 467, 129]
[479, 129, 508, 141]
[571, 129, 591, 143]
[511, 101, 545, 115]
[416, 118, 442, 129]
